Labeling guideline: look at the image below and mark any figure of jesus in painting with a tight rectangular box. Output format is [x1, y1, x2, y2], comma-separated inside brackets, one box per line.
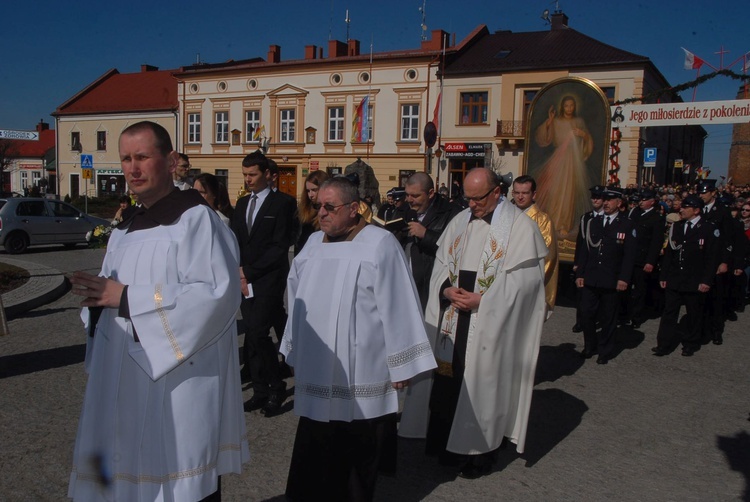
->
[533, 95, 594, 241]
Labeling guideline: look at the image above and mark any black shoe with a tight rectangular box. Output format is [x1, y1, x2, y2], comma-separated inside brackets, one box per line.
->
[652, 346, 668, 357]
[726, 311, 738, 322]
[630, 321, 642, 329]
[458, 462, 491, 480]
[579, 349, 596, 359]
[571, 324, 583, 333]
[596, 356, 608, 365]
[261, 393, 285, 416]
[712, 337, 723, 345]
[244, 394, 268, 412]
[681, 348, 695, 357]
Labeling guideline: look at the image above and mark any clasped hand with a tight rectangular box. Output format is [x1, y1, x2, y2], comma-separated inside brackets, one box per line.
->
[70, 271, 125, 308]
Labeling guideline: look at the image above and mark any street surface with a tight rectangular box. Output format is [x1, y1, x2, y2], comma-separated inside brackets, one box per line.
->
[0, 246, 748, 501]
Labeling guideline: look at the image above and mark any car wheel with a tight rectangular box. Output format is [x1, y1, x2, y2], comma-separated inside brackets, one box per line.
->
[4, 232, 29, 254]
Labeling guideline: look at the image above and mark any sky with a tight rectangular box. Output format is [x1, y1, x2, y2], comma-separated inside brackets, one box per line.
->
[2, 0, 746, 178]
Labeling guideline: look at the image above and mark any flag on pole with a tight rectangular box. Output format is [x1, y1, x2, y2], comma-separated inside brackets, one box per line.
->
[351, 96, 370, 143]
[432, 91, 442, 130]
[682, 48, 704, 70]
[252, 124, 265, 141]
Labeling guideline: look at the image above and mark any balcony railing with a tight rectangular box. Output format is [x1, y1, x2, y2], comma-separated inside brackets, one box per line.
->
[496, 120, 525, 138]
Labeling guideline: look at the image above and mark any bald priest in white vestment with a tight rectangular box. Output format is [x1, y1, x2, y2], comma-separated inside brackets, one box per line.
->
[399, 168, 548, 480]
[68, 121, 249, 501]
[280, 176, 436, 501]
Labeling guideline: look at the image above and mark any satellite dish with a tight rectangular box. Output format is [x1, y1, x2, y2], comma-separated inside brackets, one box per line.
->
[541, 9, 550, 23]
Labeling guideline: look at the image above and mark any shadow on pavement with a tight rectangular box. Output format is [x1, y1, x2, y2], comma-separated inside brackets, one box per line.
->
[517, 388, 588, 468]
[15, 306, 78, 320]
[0, 343, 85, 379]
[535, 343, 584, 384]
[717, 430, 750, 502]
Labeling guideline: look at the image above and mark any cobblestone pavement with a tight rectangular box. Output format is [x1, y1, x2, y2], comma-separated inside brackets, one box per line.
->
[0, 247, 748, 501]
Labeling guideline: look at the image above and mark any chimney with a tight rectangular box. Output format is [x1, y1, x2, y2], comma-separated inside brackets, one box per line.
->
[328, 40, 348, 58]
[347, 39, 360, 57]
[36, 120, 50, 132]
[305, 45, 318, 60]
[268, 44, 281, 63]
[551, 12, 569, 30]
[421, 29, 449, 51]
[140, 64, 159, 72]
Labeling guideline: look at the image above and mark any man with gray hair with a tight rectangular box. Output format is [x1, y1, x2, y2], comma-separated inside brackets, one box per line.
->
[401, 172, 462, 310]
[400, 167, 548, 479]
[281, 176, 436, 500]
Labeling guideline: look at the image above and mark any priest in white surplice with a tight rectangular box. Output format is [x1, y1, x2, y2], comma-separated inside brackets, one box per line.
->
[400, 168, 548, 479]
[280, 176, 436, 501]
[68, 121, 249, 501]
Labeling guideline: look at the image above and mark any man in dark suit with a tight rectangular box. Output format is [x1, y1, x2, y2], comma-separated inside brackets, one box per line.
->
[399, 172, 462, 311]
[572, 185, 606, 332]
[575, 187, 637, 364]
[697, 179, 732, 345]
[231, 150, 296, 416]
[653, 195, 719, 357]
[626, 188, 665, 328]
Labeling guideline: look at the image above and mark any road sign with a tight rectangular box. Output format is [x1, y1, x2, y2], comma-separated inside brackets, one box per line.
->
[0, 129, 39, 141]
[81, 169, 93, 180]
[674, 159, 684, 169]
[644, 148, 657, 167]
[80, 154, 93, 169]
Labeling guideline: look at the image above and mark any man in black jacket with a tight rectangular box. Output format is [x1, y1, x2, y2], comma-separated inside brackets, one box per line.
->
[574, 187, 637, 364]
[400, 172, 462, 311]
[231, 150, 296, 416]
[653, 195, 719, 357]
[627, 188, 666, 328]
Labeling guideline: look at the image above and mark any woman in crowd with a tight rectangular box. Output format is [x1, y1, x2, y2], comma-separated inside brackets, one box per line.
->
[112, 195, 132, 225]
[295, 170, 329, 254]
[193, 173, 233, 226]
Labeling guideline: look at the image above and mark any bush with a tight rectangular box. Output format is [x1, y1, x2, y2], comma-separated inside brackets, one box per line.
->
[68, 196, 121, 218]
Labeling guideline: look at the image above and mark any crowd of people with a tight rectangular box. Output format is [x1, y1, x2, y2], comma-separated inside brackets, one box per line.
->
[66, 119, 747, 502]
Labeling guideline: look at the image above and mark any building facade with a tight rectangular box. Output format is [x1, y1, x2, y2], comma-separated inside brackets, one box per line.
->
[1, 121, 55, 196]
[53, 66, 178, 199]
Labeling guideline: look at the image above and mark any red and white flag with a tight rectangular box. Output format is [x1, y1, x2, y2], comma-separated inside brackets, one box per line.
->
[682, 48, 704, 70]
[432, 91, 442, 131]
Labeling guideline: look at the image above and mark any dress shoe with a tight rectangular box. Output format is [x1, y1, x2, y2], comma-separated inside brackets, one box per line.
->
[681, 348, 695, 357]
[458, 462, 491, 479]
[712, 337, 723, 345]
[596, 356, 608, 365]
[261, 393, 285, 416]
[652, 347, 668, 357]
[726, 311, 738, 322]
[579, 349, 596, 359]
[630, 321, 642, 329]
[571, 324, 583, 333]
[244, 394, 268, 412]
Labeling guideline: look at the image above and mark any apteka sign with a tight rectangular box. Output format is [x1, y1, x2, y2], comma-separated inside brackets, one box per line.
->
[611, 99, 750, 128]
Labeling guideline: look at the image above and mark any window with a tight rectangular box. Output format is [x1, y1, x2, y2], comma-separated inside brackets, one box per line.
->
[366, 105, 374, 141]
[245, 110, 260, 142]
[280, 109, 295, 143]
[32, 171, 41, 186]
[96, 131, 106, 151]
[523, 90, 538, 123]
[600, 86, 616, 105]
[188, 113, 201, 143]
[400, 104, 420, 141]
[215, 169, 229, 191]
[71, 131, 81, 151]
[50, 201, 79, 218]
[327, 107, 345, 142]
[460, 92, 488, 124]
[20, 171, 28, 188]
[17, 201, 47, 217]
[215, 112, 229, 143]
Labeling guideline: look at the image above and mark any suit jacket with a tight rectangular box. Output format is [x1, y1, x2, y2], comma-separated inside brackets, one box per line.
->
[660, 218, 719, 291]
[629, 207, 665, 267]
[575, 212, 637, 289]
[702, 202, 732, 264]
[231, 190, 296, 298]
[395, 195, 462, 310]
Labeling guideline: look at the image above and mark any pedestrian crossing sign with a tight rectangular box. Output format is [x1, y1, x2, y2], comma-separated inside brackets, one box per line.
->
[81, 154, 93, 169]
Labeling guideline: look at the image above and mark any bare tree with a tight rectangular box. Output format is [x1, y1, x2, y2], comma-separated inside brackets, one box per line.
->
[0, 139, 19, 194]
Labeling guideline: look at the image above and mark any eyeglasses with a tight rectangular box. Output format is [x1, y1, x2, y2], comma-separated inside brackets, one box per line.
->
[314, 202, 351, 212]
[742, 208, 750, 213]
[464, 186, 498, 203]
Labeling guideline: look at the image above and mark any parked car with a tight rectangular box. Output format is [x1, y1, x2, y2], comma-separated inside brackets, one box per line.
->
[0, 198, 111, 254]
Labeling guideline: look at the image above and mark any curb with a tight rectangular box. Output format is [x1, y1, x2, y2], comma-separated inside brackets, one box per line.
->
[0, 256, 68, 319]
